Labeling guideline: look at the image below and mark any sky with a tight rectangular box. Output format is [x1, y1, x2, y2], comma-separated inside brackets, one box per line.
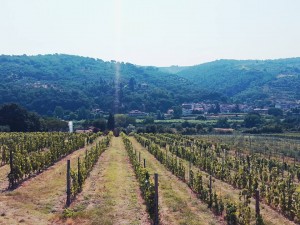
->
[1, 0, 300, 66]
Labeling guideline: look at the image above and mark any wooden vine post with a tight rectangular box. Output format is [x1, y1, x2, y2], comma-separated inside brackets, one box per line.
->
[154, 173, 159, 225]
[144, 158, 146, 168]
[78, 157, 80, 183]
[78, 157, 82, 190]
[188, 157, 191, 183]
[209, 175, 212, 208]
[66, 160, 71, 207]
[165, 148, 167, 165]
[139, 152, 141, 164]
[255, 189, 260, 216]
[9, 148, 14, 188]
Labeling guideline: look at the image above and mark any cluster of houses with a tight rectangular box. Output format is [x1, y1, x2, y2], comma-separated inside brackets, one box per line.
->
[90, 100, 300, 120]
[180, 101, 300, 116]
[274, 101, 300, 111]
[180, 102, 251, 116]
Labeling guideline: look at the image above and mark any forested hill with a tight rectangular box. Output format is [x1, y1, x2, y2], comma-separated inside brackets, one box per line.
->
[164, 58, 300, 104]
[0, 54, 221, 116]
[0, 54, 299, 117]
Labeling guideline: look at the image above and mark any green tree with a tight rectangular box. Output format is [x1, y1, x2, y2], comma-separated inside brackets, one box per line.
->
[42, 117, 68, 131]
[77, 107, 89, 120]
[54, 106, 64, 119]
[93, 119, 107, 131]
[244, 113, 263, 128]
[115, 114, 136, 127]
[0, 103, 42, 131]
[216, 117, 230, 128]
[173, 106, 182, 119]
[268, 108, 283, 117]
[107, 113, 115, 130]
[143, 116, 154, 124]
[128, 77, 136, 91]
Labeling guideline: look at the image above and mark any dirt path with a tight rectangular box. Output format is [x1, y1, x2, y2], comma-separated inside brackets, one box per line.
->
[156, 141, 296, 225]
[0, 137, 103, 225]
[129, 137, 223, 225]
[59, 136, 150, 225]
[0, 165, 9, 192]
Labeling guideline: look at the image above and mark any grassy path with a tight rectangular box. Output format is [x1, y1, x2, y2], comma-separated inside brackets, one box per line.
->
[129, 137, 223, 225]
[0, 137, 103, 225]
[0, 165, 9, 192]
[60, 136, 150, 225]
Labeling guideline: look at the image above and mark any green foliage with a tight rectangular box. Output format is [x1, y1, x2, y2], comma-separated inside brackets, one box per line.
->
[143, 117, 154, 124]
[107, 113, 115, 130]
[0, 103, 42, 132]
[0, 54, 217, 115]
[225, 203, 238, 225]
[1, 55, 299, 115]
[92, 119, 107, 131]
[256, 214, 265, 225]
[42, 117, 68, 131]
[6, 132, 101, 188]
[114, 114, 136, 127]
[215, 117, 230, 128]
[121, 133, 156, 221]
[62, 208, 76, 218]
[244, 113, 263, 128]
[172, 106, 182, 119]
[268, 108, 283, 117]
[0, 103, 68, 132]
[139, 133, 300, 223]
[175, 58, 300, 103]
[70, 134, 112, 200]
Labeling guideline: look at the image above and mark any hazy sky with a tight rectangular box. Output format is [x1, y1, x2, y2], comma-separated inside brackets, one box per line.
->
[1, 0, 300, 66]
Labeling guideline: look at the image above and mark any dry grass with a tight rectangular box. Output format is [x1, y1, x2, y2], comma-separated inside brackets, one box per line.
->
[0, 165, 9, 191]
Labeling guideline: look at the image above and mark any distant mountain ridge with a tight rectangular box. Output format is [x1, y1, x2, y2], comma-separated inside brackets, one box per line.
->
[160, 58, 300, 104]
[0, 54, 299, 116]
[0, 54, 211, 115]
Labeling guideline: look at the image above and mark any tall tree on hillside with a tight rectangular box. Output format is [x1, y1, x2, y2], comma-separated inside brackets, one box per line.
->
[215, 102, 221, 114]
[173, 106, 182, 119]
[54, 106, 64, 119]
[128, 77, 136, 91]
[107, 113, 115, 130]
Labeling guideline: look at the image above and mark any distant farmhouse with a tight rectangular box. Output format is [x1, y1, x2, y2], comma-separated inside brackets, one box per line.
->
[128, 110, 148, 117]
[181, 102, 251, 116]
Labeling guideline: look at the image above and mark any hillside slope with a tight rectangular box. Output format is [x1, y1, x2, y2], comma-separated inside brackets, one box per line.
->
[0, 55, 299, 117]
[0, 54, 218, 115]
[174, 58, 300, 103]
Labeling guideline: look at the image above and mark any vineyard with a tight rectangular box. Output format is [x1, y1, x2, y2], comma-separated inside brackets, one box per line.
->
[0, 131, 299, 225]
